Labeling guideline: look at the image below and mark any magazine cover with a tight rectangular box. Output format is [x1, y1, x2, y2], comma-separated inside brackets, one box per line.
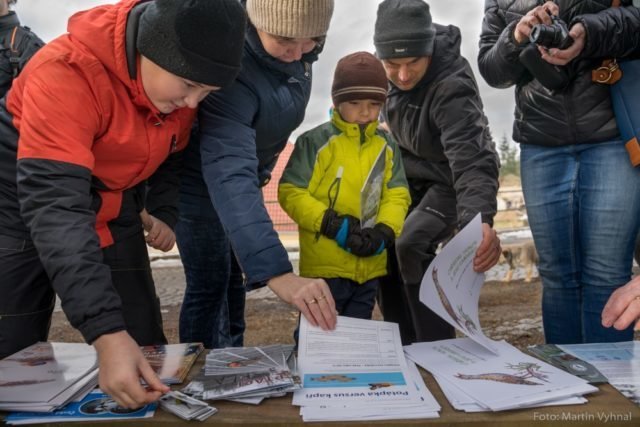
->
[5, 390, 156, 425]
[141, 343, 204, 385]
[0, 342, 97, 404]
[360, 145, 386, 228]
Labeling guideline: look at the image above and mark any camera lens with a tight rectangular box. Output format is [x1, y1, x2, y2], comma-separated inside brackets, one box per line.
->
[530, 24, 557, 47]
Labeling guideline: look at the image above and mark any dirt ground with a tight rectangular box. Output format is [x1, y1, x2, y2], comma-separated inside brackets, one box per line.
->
[48, 274, 548, 350]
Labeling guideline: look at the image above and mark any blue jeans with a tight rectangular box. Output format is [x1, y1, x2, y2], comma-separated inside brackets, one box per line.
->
[521, 140, 640, 344]
[176, 210, 245, 349]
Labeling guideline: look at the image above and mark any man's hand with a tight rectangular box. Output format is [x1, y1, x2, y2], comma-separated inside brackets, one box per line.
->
[267, 273, 337, 330]
[93, 331, 169, 408]
[514, 1, 559, 44]
[473, 223, 501, 272]
[140, 209, 175, 252]
[540, 23, 586, 66]
[602, 275, 640, 331]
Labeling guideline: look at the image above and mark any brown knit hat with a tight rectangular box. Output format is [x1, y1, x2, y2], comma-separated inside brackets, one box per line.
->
[331, 52, 388, 106]
[246, 0, 334, 38]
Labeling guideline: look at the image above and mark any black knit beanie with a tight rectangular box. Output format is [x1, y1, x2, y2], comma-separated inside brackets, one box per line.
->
[374, 0, 436, 60]
[137, 0, 247, 87]
[332, 52, 388, 106]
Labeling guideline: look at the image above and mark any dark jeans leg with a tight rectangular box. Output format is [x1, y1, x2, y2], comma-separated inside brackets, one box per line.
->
[0, 234, 54, 359]
[226, 254, 246, 347]
[329, 278, 378, 320]
[103, 231, 167, 346]
[176, 213, 233, 349]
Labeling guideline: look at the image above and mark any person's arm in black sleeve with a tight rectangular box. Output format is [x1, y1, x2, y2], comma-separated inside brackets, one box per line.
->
[478, 0, 532, 88]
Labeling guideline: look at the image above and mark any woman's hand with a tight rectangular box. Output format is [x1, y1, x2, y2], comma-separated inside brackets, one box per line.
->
[267, 272, 337, 330]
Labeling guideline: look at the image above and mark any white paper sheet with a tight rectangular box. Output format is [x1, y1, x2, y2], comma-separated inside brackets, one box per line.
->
[418, 214, 499, 354]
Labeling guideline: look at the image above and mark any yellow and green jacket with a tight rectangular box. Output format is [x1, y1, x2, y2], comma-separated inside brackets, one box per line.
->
[278, 111, 411, 283]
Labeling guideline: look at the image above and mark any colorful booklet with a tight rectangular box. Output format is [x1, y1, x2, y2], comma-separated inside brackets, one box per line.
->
[360, 145, 386, 228]
[5, 390, 156, 425]
[141, 342, 204, 385]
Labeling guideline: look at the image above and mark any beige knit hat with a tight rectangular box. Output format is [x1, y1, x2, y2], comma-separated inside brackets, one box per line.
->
[246, 0, 334, 38]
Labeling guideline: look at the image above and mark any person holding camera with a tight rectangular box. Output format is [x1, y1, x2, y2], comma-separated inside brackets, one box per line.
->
[479, 0, 640, 344]
[538, 3, 640, 335]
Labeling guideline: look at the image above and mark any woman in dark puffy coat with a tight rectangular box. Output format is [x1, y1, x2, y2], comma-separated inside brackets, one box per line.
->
[478, 0, 640, 344]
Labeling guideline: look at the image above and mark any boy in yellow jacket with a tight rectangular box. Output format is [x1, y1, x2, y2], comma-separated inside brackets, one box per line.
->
[279, 51, 410, 319]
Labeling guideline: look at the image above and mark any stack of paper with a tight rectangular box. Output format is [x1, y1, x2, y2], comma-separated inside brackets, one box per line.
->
[405, 338, 596, 411]
[412, 214, 597, 411]
[559, 342, 640, 406]
[0, 342, 98, 412]
[294, 316, 440, 422]
[141, 342, 204, 385]
[182, 345, 298, 404]
[159, 390, 217, 421]
[5, 390, 156, 425]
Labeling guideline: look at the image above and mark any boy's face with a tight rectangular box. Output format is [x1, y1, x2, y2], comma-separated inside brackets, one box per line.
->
[337, 99, 383, 125]
[381, 56, 431, 91]
[140, 56, 220, 114]
[256, 30, 318, 63]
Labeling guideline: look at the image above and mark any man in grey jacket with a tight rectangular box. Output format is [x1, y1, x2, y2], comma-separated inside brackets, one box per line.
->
[374, 0, 501, 344]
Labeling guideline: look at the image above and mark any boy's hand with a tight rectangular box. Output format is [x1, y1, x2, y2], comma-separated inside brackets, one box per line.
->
[140, 209, 175, 252]
[319, 208, 361, 248]
[346, 223, 395, 257]
[93, 331, 169, 408]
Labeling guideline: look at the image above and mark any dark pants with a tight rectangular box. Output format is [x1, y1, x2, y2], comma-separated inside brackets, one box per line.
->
[326, 277, 379, 320]
[378, 183, 457, 343]
[0, 231, 166, 359]
[176, 211, 245, 349]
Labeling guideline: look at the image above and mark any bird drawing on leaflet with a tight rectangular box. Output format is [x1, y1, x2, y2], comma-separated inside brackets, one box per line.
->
[432, 267, 478, 333]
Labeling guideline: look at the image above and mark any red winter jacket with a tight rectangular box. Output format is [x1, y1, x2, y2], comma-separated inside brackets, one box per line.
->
[0, 0, 194, 343]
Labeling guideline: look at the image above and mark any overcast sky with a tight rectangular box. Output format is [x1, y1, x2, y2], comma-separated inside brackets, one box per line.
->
[14, 0, 516, 144]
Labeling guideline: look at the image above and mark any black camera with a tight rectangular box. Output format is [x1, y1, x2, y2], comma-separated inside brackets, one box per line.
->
[530, 15, 574, 50]
[519, 15, 574, 92]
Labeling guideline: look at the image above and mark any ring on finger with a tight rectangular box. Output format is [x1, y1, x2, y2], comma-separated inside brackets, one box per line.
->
[307, 298, 317, 304]
[316, 294, 327, 302]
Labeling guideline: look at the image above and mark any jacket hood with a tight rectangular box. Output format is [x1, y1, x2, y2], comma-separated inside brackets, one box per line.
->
[67, 0, 143, 100]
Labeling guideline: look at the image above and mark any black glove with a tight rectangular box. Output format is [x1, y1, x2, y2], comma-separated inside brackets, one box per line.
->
[320, 208, 361, 249]
[345, 223, 395, 257]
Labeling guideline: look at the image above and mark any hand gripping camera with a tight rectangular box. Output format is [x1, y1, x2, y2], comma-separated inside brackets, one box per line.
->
[519, 15, 574, 91]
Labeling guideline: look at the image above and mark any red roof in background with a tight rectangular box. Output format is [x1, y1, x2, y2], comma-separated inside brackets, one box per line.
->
[263, 142, 297, 231]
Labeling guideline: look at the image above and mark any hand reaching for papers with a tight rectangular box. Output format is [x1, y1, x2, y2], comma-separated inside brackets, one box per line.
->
[601, 275, 640, 331]
[140, 209, 175, 252]
[267, 272, 337, 331]
[93, 331, 169, 409]
[473, 223, 501, 273]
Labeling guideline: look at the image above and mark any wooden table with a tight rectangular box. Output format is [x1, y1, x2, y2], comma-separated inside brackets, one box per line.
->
[2, 355, 639, 426]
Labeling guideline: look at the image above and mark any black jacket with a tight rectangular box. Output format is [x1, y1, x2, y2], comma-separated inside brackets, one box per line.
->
[0, 11, 44, 96]
[478, 0, 619, 146]
[383, 24, 499, 227]
[575, 5, 640, 59]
